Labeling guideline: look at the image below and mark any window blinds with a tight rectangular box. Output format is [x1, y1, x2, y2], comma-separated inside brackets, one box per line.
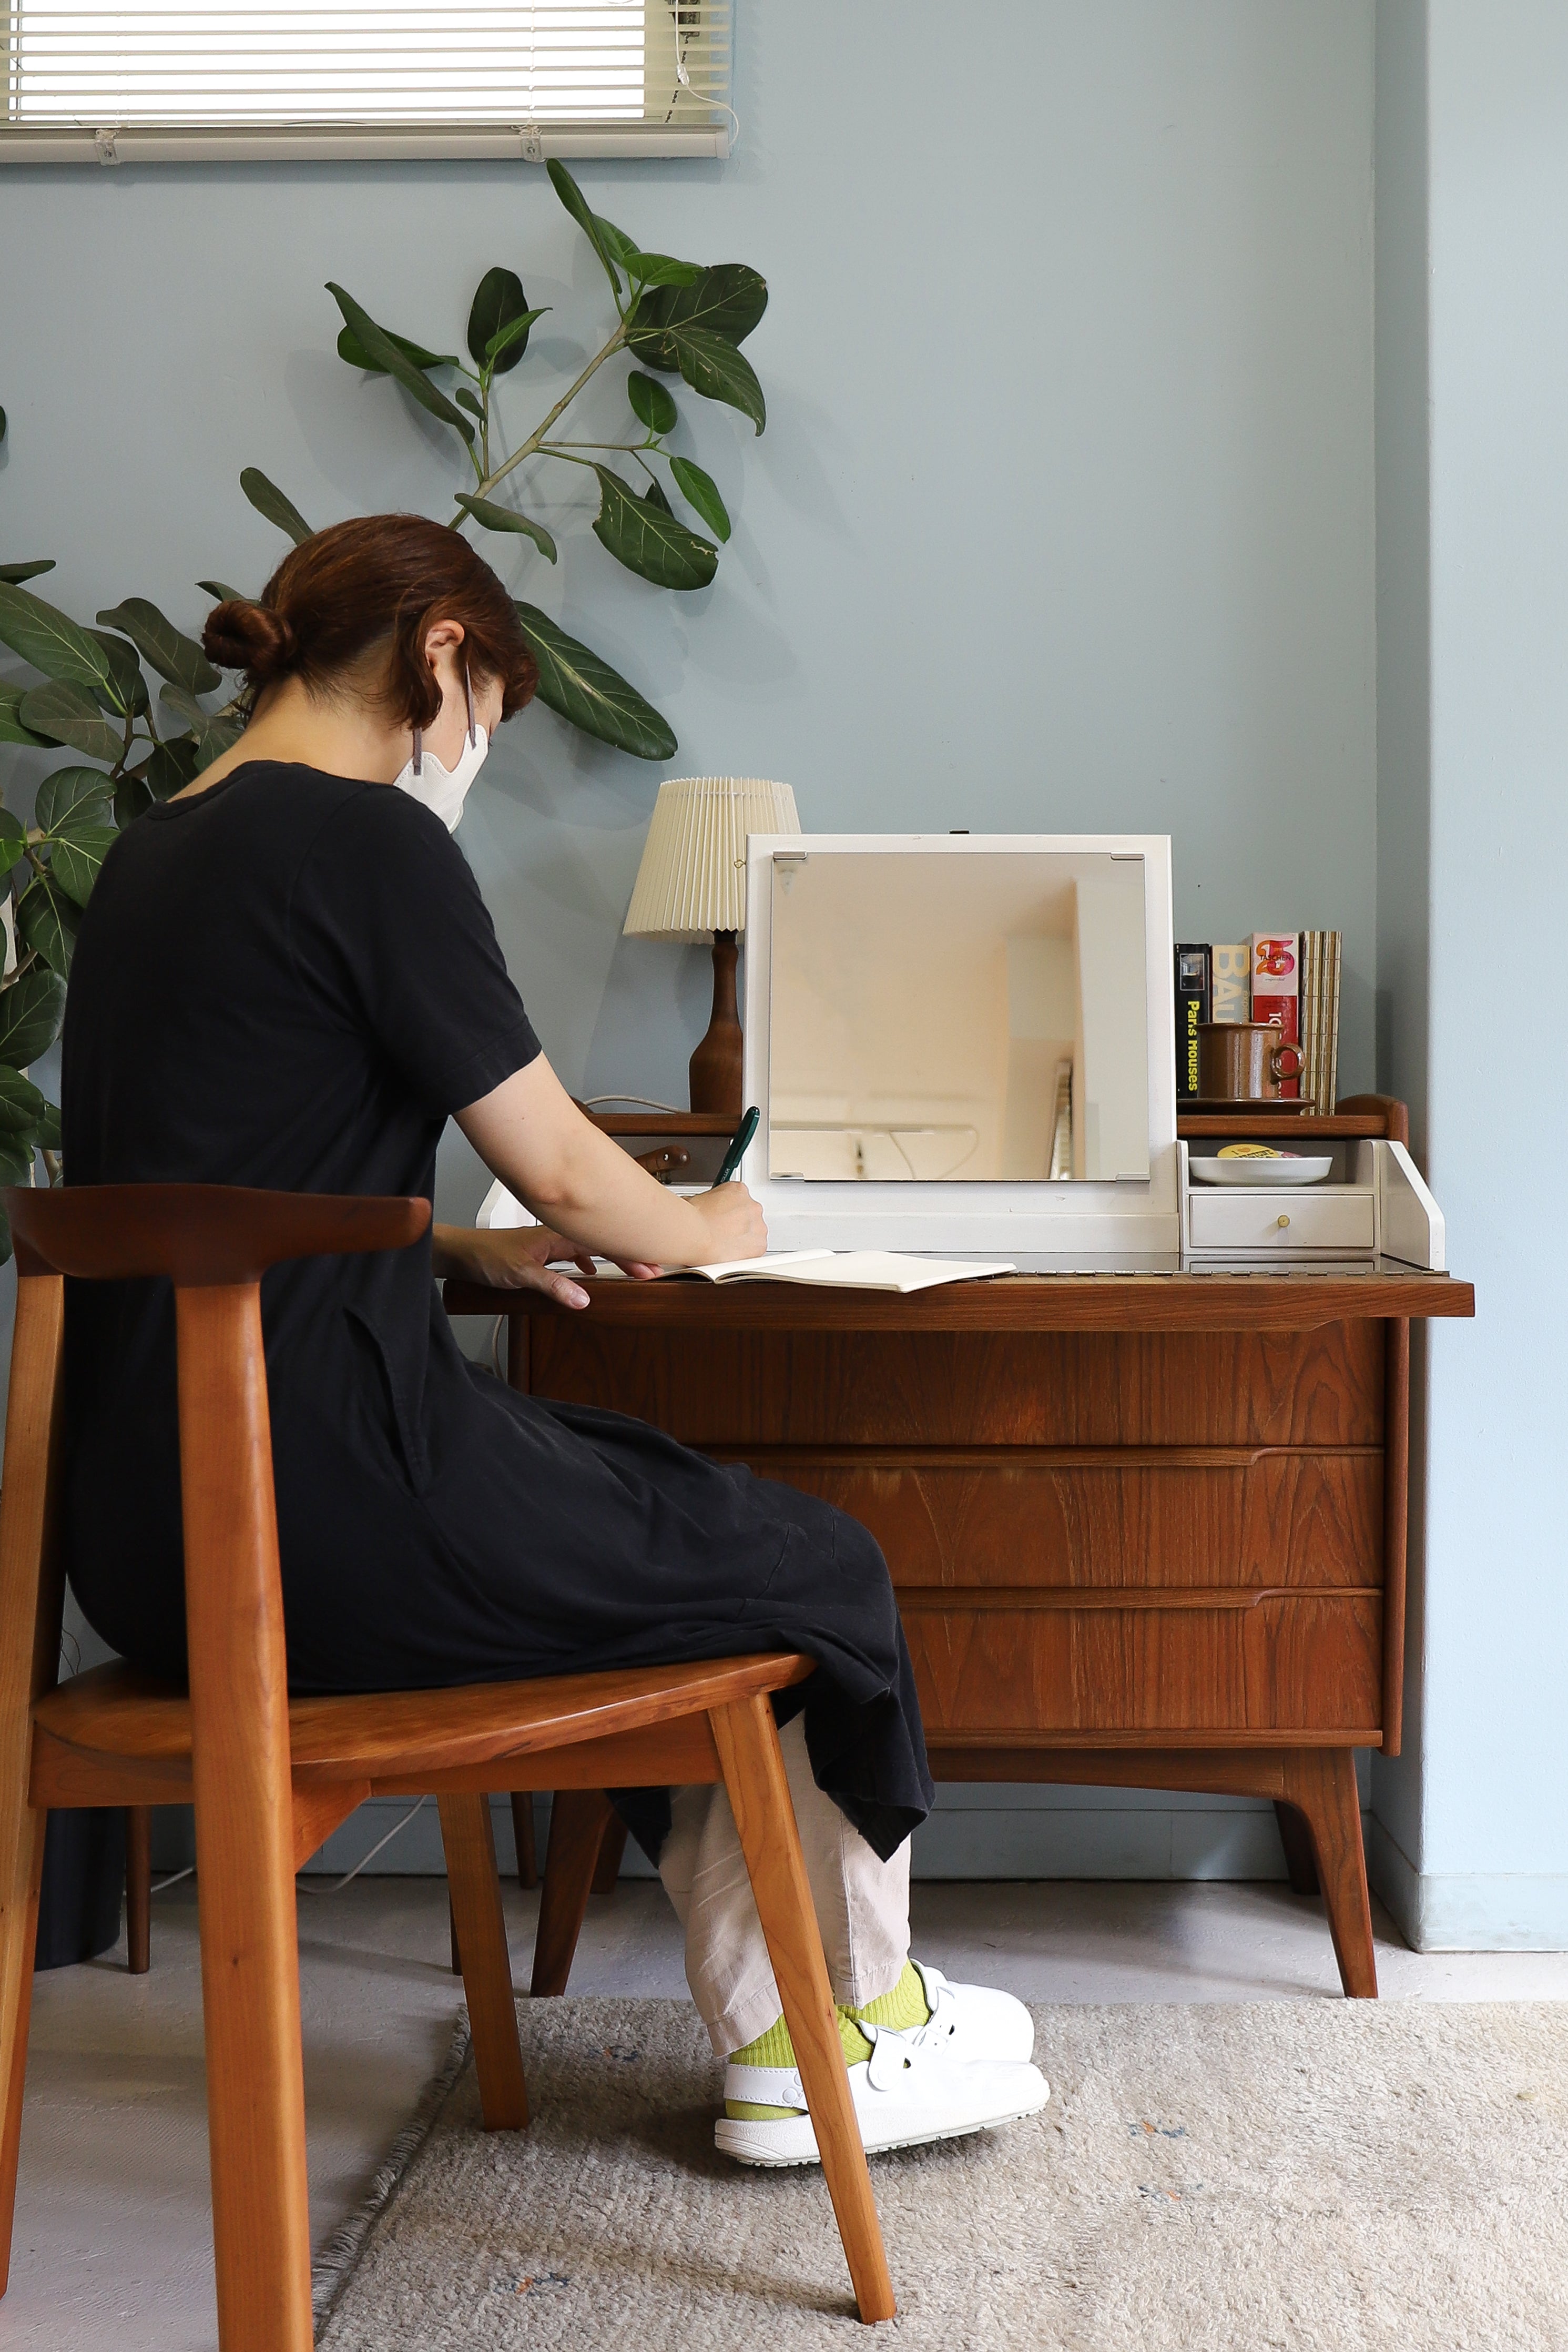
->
[0, 1, 731, 160]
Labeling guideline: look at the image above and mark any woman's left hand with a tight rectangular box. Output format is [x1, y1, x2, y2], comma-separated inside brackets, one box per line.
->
[431, 1222, 659, 1309]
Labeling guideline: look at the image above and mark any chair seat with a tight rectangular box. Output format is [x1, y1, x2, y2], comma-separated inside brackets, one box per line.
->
[32, 1653, 814, 1806]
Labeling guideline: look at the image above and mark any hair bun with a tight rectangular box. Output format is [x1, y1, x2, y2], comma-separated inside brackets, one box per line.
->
[202, 597, 296, 682]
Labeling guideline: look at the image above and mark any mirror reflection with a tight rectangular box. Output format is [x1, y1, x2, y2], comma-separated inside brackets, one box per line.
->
[767, 850, 1149, 1181]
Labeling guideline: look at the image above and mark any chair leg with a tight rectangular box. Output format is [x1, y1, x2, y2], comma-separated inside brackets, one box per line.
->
[438, 1796, 527, 2131]
[530, 1788, 616, 1998]
[0, 1808, 45, 2295]
[125, 1807, 152, 1974]
[1279, 1748, 1377, 1998]
[710, 1694, 895, 2326]
[592, 1817, 628, 1895]
[510, 1793, 538, 1891]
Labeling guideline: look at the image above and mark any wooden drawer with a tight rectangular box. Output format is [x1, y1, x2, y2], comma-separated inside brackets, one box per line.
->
[1188, 1189, 1377, 1254]
[900, 1591, 1383, 1738]
[528, 1324, 1384, 1448]
[721, 1447, 1382, 1591]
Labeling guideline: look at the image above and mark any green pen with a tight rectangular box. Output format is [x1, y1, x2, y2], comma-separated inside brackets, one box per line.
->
[711, 1104, 760, 1188]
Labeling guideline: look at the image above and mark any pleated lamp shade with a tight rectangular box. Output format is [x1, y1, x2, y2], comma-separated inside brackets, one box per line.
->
[623, 776, 801, 942]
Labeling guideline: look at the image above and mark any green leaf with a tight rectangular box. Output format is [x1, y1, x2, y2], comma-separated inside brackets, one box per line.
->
[96, 597, 220, 695]
[114, 772, 154, 829]
[513, 602, 677, 761]
[35, 765, 112, 834]
[335, 323, 458, 375]
[198, 579, 247, 605]
[15, 877, 79, 978]
[627, 371, 678, 434]
[0, 1065, 46, 1136]
[0, 561, 55, 586]
[17, 682, 123, 764]
[33, 1099, 60, 1152]
[452, 495, 557, 562]
[546, 160, 623, 295]
[467, 267, 531, 372]
[240, 468, 312, 547]
[0, 809, 25, 869]
[668, 455, 732, 542]
[643, 477, 674, 515]
[591, 467, 717, 591]
[455, 387, 484, 420]
[48, 820, 116, 909]
[0, 582, 126, 704]
[0, 684, 56, 749]
[87, 627, 148, 716]
[626, 252, 705, 289]
[142, 737, 199, 799]
[325, 285, 474, 445]
[0, 1139, 35, 1194]
[671, 330, 766, 435]
[593, 216, 642, 273]
[627, 263, 769, 369]
[485, 308, 547, 368]
[191, 712, 245, 773]
[0, 968, 65, 1066]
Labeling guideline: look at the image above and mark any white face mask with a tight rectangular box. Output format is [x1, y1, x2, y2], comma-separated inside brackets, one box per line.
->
[393, 665, 489, 832]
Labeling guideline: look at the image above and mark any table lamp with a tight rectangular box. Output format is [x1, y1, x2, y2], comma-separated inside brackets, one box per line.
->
[623, 775, 801, 1115]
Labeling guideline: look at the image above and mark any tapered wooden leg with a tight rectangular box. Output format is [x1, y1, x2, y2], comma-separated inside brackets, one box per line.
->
[1279, 1748, 1377, 1998]
[592, 1817, 628, 1895]
[1272, 1799, 1320, 1898]
[710, 1694, 895, 2326]
[0, 1810, 45, 2293]
[125, 1807, 152, 1974]
[531, 1788, 616, 1998]
[439, 1796, 527, 2131]
[510, 1793, 538, 1891]
[450, 1895, 461, 1974]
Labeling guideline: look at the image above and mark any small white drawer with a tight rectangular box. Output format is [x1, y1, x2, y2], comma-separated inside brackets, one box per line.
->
[1187, 1188, 1376, 1253]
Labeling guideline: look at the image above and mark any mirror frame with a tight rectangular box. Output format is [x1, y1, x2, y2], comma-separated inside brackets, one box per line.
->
[739, 834, 1180, 1266]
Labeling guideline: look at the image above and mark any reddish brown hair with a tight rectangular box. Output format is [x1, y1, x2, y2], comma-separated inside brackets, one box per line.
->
[202, 512, 538, 727]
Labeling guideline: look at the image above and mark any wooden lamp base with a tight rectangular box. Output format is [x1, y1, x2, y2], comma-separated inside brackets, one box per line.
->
[688, 930, 744, 1117]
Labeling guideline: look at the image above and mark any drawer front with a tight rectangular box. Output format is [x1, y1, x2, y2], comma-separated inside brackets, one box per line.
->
[901, 1593, 1383, 1737]
[722, 1449, 1382, 1591]
[528, 1324, 1385, 1448]
[1188, 1190, 1376, 1253]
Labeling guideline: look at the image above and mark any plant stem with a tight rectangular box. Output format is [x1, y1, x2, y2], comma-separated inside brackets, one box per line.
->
[451, 320, 628, 520]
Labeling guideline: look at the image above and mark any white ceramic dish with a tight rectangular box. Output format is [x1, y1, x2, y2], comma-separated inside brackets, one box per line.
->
[1190, 1155, 1334, 1188]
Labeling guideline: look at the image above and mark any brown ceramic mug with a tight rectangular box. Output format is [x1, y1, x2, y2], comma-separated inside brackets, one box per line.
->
[1197, 1021, 1307, 1102]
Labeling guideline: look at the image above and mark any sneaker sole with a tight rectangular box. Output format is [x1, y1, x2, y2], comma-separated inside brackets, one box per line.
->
[715, 2086, 1050, 2170]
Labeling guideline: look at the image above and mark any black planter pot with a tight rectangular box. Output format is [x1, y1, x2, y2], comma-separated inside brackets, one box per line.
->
[35, 1808, 125, 1971]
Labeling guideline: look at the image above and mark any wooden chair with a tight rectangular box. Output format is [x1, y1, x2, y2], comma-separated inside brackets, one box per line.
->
[0, 1184, 895, 2347]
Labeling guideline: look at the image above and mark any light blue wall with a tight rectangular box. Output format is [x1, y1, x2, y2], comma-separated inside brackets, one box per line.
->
[1369, 0, 1568, 1948]
[2, 2, 1387, 1879]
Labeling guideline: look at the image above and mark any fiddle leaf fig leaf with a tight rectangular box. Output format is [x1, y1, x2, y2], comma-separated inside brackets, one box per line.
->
[513, 602, 677, 761]
[467, 267, 534, 373]
[17, 682, 122, 764]
[144, 737, 199, 799]
[15, 877, 79, 979]
[671, 330, 766, 435]
[35, 765, 112, 834]
[453, 495, 557, 562]
[87, 628, 148, 715]
[484, 308, 547, 369]
[0, 582, 127, 705]
[0, 561, 56, 585]
[626, 263, 768, 369]
[240, 468, 313, 546]
[0, 809, 25, 869]
[327, 285, 474, 444]
[593, 216, 642, 273]
[668, 455, 731, 542]
[627, 371, 678, 434]
[33, 1099, 60, 1151]
[455, 387, 484, 419]
[0, 968, 65, 1066]
[643, 476, 674, 515]
[546, 160, 623, 295]
[335, 323, 457, 374]
[114, 771, 154, 829]
[0, 1063, 45, 1136]
[48, 820, 117, 909]
[198, 579, 247, 605]
[626, 252, 705, 289]
[591, 467, 717, 592]
[0, 684, 56, 748]
[96, 597, 220, 695]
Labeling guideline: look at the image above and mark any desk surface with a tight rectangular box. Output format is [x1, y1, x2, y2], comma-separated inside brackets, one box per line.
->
[446, 1267, 1474, 1335]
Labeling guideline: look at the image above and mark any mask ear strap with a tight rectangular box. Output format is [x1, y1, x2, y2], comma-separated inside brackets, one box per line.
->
[464, 662, 476, 748]
[411, 727, 423, 776]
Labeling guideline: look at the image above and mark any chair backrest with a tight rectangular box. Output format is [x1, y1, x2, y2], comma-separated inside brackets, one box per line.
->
[0, 1184, 433, 1933]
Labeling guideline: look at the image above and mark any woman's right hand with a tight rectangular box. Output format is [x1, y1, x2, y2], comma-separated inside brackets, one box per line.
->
[687, 1181, 768, 1266]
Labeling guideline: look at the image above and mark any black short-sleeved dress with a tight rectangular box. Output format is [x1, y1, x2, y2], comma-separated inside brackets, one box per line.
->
[59, 763, 933, 1862]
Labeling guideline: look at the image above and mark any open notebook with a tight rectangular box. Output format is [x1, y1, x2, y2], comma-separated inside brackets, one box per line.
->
[666, 1250, 1015, 1294]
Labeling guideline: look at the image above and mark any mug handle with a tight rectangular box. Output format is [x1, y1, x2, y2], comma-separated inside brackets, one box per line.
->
[1269, 1041, 1307, 1082]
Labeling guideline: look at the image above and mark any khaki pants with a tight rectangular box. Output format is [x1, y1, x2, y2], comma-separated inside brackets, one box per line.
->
[658, 1714, 912, 2055]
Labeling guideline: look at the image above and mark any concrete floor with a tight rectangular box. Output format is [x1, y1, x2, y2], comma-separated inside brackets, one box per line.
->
[5, 1875, 1568, 2351]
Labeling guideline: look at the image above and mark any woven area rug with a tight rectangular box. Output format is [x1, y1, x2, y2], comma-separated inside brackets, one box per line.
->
[314, 1995, 1568, 2350]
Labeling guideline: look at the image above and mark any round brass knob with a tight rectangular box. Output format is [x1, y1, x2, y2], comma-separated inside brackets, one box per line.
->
[1277, 1214, 1290, 1229]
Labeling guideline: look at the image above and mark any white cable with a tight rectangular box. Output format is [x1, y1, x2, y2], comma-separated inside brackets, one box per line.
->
[296, 1795, 429, 1895]
[582, 1094, 687, 1113]
[151, 1866, 194, 1894]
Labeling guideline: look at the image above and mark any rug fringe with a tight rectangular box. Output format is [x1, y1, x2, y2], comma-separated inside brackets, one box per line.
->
[311, 2006, 473, 2340]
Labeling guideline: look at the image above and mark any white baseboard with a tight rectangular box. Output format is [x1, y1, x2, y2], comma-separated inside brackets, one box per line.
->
[1366, 1817, 1568, 1952]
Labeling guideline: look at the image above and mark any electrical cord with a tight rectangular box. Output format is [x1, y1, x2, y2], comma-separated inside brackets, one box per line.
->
[149, 1796, 433, 1901]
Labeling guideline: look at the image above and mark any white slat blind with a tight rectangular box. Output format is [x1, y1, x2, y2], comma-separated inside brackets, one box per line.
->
[0, 0, 731, 160]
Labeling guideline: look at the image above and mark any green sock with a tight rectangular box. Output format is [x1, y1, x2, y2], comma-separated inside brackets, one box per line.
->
[724, 1964, 933, 2120]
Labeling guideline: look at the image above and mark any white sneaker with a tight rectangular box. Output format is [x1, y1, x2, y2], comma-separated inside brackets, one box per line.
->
[903, 1959, 1036, 2065]
[715, 2023, 1049, 2169]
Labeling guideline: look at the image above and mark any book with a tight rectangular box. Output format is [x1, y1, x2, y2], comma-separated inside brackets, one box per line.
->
[1173, 943, 1211, 1103]
[1295, 930, 1343, 1112]
[1211, 942, 1250, 1025]
[1249, 932, 1301, 1098]
[668, 1250, 1016, 1293]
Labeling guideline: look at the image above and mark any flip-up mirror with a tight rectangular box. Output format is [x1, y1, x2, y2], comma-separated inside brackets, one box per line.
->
[767, 848, 1150, 1182]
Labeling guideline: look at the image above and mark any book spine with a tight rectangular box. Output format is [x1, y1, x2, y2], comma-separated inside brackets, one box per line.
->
[1210, 942, 1250, 1026]
[1249, 932, 1301, 1097]
[1173, 942, 1211, 1103]
[1300, 931, 1323, 1110]
[1325, 932, 1342, 1113]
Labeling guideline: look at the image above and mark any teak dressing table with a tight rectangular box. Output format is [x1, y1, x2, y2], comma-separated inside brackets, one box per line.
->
[446, 1096, 1475, 2001]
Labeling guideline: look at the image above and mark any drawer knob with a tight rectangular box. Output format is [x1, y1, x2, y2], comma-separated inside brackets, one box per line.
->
[1277, 1214, 1290, 1229]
